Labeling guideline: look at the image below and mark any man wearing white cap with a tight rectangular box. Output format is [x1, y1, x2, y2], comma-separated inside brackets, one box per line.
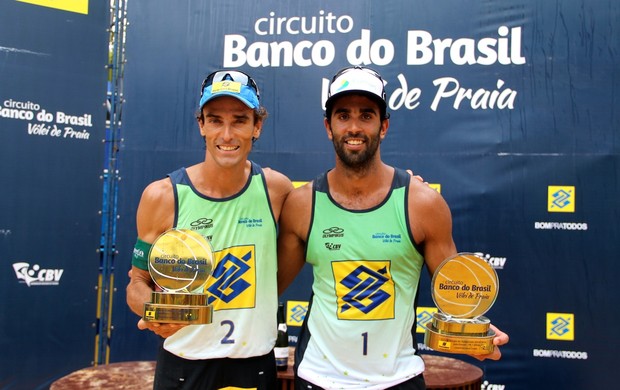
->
[127, 70, 293, 389]
[277, 66, 509, 389]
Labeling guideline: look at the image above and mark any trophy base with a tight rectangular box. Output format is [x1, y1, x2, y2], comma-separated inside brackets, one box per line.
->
[143, 292, 213, 324]
[423, 313, 495, 355]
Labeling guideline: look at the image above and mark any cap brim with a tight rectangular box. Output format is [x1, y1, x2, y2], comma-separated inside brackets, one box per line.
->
[199, 83, 259, 110]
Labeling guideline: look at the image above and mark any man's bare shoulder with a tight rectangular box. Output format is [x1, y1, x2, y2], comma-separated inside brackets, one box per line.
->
[137, 178, 175, 241]
[286, 180, 313, 204]
[140, 177, 174, 204]
[262, 167, 293, 191]
[262, 167, 294, 211]
[408, 176, 446, 208]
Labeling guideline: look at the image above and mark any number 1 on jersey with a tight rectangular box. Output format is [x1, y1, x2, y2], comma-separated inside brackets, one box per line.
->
[361, 332, 368, 355]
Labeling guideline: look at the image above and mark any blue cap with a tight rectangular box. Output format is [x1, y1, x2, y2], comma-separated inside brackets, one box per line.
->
[199, 80, 260, 110]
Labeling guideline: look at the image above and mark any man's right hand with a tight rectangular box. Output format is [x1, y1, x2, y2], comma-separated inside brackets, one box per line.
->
[137, 319, 187, 338]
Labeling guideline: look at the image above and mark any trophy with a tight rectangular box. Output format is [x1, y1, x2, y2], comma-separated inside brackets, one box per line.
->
[423, 253, 499, 355]
[143, 228, 215, 324]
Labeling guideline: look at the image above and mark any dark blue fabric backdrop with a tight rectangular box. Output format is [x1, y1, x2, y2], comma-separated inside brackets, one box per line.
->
[0, 1, 108, 388]
[113, 1, 619, 389]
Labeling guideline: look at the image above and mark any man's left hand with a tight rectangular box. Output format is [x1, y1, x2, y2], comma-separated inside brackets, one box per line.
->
[470, 324, 509, 361]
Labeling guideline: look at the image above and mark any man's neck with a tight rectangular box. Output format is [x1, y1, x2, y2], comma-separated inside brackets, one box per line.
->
[188, 160, 251, 198]
[327, 161, 393, 210]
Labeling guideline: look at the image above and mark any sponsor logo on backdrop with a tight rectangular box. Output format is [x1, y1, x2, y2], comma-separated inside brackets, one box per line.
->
[1, 98, 94, 141]
[221, 10, 526, 112]
[428, 183, 441, 193]
[474, 252, 507, 270]
[286, 300, 308, 327]
[416, 342, 434, 352]
[547, 186, 575, 213]
[416, 306, 438, 333]
[546, 312, 574, 340]
[533, 348, 588, 359]
[12, 262, 64, 286]
[532, 312, 589, 360]
[481, 381, 506, 390]
[17, 0, 88, 15]
[535, 185, 588, 231]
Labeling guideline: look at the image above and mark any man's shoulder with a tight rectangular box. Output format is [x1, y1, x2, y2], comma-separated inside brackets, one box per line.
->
[261, 167, 293, 189]
[286, 180, 313, 204]
[141, 176, 174, 203]
[407, 175, 446, 207]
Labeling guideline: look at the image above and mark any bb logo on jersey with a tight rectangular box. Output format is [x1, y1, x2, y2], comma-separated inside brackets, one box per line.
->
[206, 245, 256, 309]
[332, 260, 395, 320]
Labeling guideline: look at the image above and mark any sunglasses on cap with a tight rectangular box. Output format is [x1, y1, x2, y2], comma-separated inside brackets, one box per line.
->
[331, 65, 384, 83]
[200, 70, 260, 101]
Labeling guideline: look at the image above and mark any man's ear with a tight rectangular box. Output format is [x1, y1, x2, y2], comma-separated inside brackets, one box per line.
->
[253, 121, 262, 140]
[197, 116, 206, 137]
[380, 118, 389, 141]
[324, 117, 333, 140]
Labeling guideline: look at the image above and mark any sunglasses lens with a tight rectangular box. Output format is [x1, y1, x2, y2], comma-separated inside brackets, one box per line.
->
[332, 66, 381, 84]
[211, 71, 249, 85]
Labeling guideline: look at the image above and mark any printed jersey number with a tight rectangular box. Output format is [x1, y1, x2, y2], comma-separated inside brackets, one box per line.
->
[361, 332, 368, 355]
[221, 320, 235, 344]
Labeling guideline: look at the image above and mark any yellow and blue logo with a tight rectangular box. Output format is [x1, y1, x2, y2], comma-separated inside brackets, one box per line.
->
[548, 186, 575, 213]
[546, 312, 574, 341]
[206, 245, 256, 310]
[286, 300, 308, 327]
[416, 306, 438, 333]
[332, 260, 395, 320]
[292, 181, 308, 188]
[17, 0, 88, 15]
[428, 183, 441, 193]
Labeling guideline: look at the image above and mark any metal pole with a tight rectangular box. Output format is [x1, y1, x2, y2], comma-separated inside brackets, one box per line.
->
[94, 0, 128, 366]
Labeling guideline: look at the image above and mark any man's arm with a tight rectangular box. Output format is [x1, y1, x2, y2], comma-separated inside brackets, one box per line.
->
[408, 179, 457, 274]
[277, 183, 312, 295]
[408, 178, 509, 360]
[126, 178, 185, 338]
[262, 167, 294, 223]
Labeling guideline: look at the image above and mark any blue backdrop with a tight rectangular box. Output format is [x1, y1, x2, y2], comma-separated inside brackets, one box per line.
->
[1, 0, 618, 389]
[0, 0, 109, 388]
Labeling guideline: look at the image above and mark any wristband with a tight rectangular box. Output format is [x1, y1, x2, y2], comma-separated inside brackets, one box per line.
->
[131, 238, 152, 270]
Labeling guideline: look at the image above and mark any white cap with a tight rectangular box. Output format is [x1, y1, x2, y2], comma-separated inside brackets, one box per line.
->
[325, 66, 387, 115]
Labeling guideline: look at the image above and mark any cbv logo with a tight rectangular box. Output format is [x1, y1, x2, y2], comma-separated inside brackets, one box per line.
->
[474, 252, 507, 269]
[325, 242, 341, 251]
[12, 262, 64, 286]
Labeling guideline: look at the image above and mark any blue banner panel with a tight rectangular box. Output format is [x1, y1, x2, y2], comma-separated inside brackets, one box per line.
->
[113, 1, 619, 389]
[0, 1, 108, 388]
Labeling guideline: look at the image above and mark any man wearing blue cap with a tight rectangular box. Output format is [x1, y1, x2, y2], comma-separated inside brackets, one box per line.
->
[127, 70, 293, 389]
[277, 66, 509, 389]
